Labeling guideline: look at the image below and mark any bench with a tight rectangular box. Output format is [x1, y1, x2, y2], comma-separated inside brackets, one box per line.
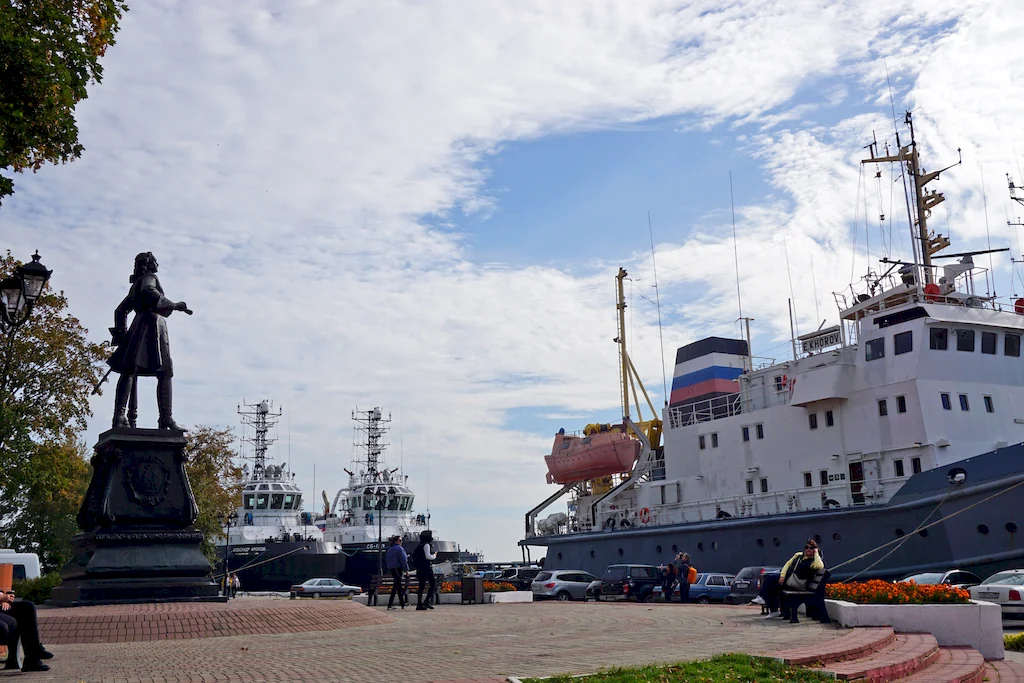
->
[366, 573, 433, 606]
[780, 569, 831, 624]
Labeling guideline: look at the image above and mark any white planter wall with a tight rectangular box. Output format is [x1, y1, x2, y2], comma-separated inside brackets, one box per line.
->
[825, 599, 1004, 660]
[486, 591, 534, 604]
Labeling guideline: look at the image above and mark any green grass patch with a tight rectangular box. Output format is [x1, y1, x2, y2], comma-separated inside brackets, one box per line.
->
[520, 653, 832, 682]
[1006, 632, 1024, 652]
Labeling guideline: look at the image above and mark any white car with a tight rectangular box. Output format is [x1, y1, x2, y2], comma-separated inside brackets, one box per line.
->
[289, 578, 362, 598]
[969, 569, 1024, 621]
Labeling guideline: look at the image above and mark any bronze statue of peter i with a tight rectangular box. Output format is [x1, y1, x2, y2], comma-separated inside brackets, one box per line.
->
[106, 252, 191, 430]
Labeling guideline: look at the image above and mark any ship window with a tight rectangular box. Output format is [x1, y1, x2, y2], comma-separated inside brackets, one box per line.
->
[256, 494, 269, 510]
[912, 457, 922, 474]
[820, 470, 828, 485]
[660, 485, 666, 505]
[982, 331, 997, 354]
[271, 494, 284, 509]
[244, 495, 255, 509]
[894, 331, 913, 355]
[956, 328, 975, 352]
[258, 484, 269, 491]
[760, 478, 768, 493]
[756, 424, 764, 439]
[803, 472, 812, 487]
[878, 399, 888, 417]
[1006, 333, 1021, 357]
[896, 395, 907, 413]
[272, 484, 284, 491]
[400, 497, 410, 511]
[742, 426, 750, 442]
[941, 393, 952, 410]
[895, 459, 905, 477]
[865, 338, 885, 361]
[283, 494, 295, 509]
[364, 497, 373, 510]
[746, 480, 754, 495]
[825, 410, 834, 427]
[984, 396, 994, 413]
[930, 328, 948, 350]
[959, 394, 970, 411]
[294, 494, 301, 509]
[808, 413, 818, 430]
[774, 376, 784, 391]
[699, 435, 706, 450]
[388, 496, 400, 511]
[711, 433, 718, 448]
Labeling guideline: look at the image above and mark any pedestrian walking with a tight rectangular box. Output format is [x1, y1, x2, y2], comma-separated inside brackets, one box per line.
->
[230, 573, 240, 598]
[385, 536, 409, 610]
[675, 552, 694, 603]
[412, 529, 437, 610]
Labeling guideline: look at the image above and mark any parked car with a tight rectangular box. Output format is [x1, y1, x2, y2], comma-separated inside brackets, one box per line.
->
[897, 569, 982, 589]
[531, 570, 597, 601]
[726, 566, 781, 605]
[585, 578, 602, 600]
[498, 566, 543, 591]
[289, 578, 362, 598]
[600, 564, 660, 602]
[690, 572, 736, 603]
[968, 569, 1024, 620]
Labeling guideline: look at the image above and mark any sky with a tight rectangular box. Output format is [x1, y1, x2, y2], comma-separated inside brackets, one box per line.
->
[4, 0, 1024, 562]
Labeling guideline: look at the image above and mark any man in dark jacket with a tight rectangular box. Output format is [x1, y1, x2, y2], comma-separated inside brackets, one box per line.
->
[385, 536, 409, 610]
[1, 588, 52, 672]
[675, 552, 693, 603]
[411, 530, 437, 610]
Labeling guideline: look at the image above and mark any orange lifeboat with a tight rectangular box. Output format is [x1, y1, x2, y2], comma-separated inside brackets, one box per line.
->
[544, 430, 640, 485]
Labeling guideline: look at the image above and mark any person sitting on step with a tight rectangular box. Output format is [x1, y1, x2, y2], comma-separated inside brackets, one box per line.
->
[1, 588, 53, 672]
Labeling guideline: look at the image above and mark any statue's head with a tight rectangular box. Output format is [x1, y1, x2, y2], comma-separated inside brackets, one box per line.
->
[130, 252, 158, 282]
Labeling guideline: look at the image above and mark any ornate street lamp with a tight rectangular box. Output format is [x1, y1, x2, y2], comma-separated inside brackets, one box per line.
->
[221, 511, 240, 598]
[0, 251, 52, 331]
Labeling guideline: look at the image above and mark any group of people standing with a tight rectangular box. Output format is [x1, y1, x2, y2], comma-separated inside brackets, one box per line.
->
[660, 552, 695, 602]
[384, 530, 438, 610]
[0, 588, 52, 673]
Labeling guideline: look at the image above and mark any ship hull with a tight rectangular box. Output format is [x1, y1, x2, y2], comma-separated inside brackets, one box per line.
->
[217, 541, 346, 592]
[523, 444, 1024, 581]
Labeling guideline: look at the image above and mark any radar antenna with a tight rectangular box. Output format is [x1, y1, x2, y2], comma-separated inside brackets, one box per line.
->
[238, 399, 282, 481]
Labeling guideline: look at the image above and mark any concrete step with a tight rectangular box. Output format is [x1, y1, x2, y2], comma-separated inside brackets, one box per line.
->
[898, 647, 985, 683]
[770, 626, 896, 665]
[824, 633, 939, 683]
[985, 659, 1024, 683]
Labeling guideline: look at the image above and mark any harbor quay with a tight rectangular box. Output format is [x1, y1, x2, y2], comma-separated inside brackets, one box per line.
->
[21, 598, 842, 682]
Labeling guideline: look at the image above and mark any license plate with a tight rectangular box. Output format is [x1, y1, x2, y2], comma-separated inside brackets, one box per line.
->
[532, 586, 542, 592]
[978, 591, 1000, 599]
[735, 581, 749, 589]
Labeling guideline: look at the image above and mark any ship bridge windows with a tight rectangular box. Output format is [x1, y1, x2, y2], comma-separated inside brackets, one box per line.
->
[956, 329, 975, 352]
[982, 332, 997, 355]
[256, 494, 269, 510]
[271, 494, 285, 509]
[865, 338, 885, 361]
[1006, 333, 1021, 357]
[272, 484, 284, 491]
[283, 494, 295, 509]
[258, 484, 269, 491]
[244, 494, 255, 509]
[930, 328, 948, 350]
[388, 496, 400, 511]
[293, 494, 302, 509]
[400, 496, 412, 511]
[894, 331, 913, 355]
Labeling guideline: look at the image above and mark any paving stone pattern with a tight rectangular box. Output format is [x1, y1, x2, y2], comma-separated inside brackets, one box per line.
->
[15, 600, 842, 683]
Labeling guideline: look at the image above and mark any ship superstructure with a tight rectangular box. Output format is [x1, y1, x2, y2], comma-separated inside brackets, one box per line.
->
[523, 112, 1024, 581]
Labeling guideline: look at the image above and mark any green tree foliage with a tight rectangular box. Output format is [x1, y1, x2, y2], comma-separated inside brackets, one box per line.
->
[0, 252, 106, 570]
[0, 0, 128, 205]
[184, 426, 243, 564]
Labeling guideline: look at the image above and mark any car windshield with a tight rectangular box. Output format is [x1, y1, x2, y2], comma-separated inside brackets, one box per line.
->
[901, 573, 944, 584]
[302, 579, 319, 585]
[980, 572, 1024, 586]
[735, 567, 759, 580]
[535, 572, 552, 582]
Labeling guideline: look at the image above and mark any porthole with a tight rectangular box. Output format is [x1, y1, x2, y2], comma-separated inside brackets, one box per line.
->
[756, 538, 764, 547]
[617, 548, 624, 556]
[813, 534, 822, 544]
[712, 541, 719, 550]
[590, 550, 595, 558]
[895, 528, 905, 537]
[833, 533, 842, 542]
[697, 542, 704, 552]
[772, 537, 781, 547]
[1007, 522, 1018, 534]
[557, 552, 563, 560]
[947, 467, 967, 485]
[977, 524, 989, 535]
[672, 544, 678, 553]
[656, 545, 662, 554]
[918, 528, 929, 538]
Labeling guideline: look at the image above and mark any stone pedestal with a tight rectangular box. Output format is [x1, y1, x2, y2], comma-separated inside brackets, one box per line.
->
[50, 428, 222, 606]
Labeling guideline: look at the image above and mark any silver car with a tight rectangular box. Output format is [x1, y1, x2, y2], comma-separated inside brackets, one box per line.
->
[969, 569, 1024, 621]
[289, 578, 362, 598]
[531, 570, 597, 601]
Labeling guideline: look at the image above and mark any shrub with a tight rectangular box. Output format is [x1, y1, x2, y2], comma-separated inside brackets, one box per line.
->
[1006, 633, 1024, 652]
[826, 579, 970, 605]
[483, 580, 516, 592]
[11, 572, 62, 605]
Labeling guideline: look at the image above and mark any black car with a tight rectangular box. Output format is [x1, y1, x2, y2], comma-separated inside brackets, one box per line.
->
[600, 564, 660, 602]
[497, 566, 543, 591]
[725, 565, 781, 604]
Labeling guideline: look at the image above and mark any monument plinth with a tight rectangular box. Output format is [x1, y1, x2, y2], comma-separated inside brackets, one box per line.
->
[50, 429, 221, 606]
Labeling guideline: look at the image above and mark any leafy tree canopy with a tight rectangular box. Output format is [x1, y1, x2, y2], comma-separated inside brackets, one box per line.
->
[0, 0, 128, 205]
[184, 426, 243, 565]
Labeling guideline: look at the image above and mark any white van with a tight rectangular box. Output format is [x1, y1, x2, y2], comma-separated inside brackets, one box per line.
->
[0, 549, 41, 581]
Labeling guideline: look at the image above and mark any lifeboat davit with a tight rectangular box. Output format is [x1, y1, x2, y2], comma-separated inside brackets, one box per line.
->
[544, 430, 640, 484]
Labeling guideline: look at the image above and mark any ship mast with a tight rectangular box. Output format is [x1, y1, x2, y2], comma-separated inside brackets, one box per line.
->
[238, 399, 282, 481]
[353, 407, 391, 480]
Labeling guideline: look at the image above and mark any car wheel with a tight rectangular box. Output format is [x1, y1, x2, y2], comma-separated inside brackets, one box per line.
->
[313, 592, 321, 599]
[697, 596, 710, 604]
[643, 593, 655, 603]
[556, 591, 571, 602]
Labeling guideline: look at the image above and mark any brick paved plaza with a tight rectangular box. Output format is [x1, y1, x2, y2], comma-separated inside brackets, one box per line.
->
[10, 598, 844, 683]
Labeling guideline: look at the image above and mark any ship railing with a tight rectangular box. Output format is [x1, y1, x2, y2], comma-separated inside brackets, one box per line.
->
[666, 390, 791, 429]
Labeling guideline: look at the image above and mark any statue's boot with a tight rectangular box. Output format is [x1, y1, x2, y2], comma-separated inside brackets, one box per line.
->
[112, 373, 132, 428]
[157, 376, 186, 431]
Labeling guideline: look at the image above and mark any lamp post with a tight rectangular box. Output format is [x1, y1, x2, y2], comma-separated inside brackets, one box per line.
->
[221, 511, 240, 598]
[0, 251, 52, 408]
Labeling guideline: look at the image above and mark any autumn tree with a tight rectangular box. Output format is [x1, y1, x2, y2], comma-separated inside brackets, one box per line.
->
[0, 251, 106, 569]
[0, 0, 129, 205]
[184, 426, 243, 565]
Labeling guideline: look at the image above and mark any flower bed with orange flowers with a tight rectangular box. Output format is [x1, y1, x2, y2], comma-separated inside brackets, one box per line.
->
[438, 580, 517, 594]
[826, 579, 971, 605]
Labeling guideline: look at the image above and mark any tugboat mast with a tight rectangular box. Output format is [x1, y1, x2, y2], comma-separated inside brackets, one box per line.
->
[353, 407, 392, 479]
[238, 399, 282, 480]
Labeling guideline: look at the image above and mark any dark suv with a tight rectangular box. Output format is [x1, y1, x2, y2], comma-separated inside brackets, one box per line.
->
[725, 565, 781, 604]
[600, 564, 660, 602]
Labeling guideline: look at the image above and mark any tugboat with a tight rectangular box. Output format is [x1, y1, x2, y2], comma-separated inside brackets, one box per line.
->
[319, 407, 468, 589]
[218, 400, 345, 591]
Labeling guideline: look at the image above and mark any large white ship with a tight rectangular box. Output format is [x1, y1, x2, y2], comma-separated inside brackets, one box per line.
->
[523, 112, 1024, 581]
